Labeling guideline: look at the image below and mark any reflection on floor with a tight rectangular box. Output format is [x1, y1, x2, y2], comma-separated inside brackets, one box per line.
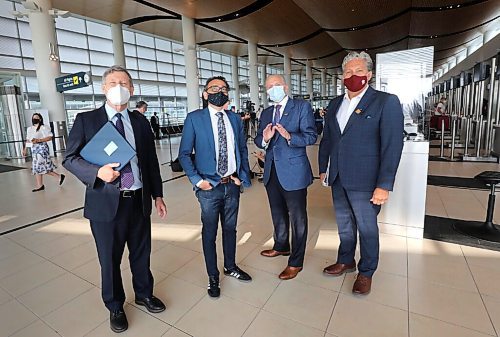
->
[0, 137, 499, 337]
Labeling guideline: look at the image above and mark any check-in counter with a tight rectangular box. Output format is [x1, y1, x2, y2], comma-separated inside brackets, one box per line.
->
[378, 140, 429, 238]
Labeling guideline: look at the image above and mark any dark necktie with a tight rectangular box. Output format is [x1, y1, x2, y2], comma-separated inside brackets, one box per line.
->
[216, 111, 228, 176]
[273, 104, 282, 125]
[114, 113, 134, 189]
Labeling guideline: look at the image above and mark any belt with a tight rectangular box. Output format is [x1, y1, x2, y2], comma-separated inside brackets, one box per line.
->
[120, 189, 142, 197]
[220, 176, 232, 184]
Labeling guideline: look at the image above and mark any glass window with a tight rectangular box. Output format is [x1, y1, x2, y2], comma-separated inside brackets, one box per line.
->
[157, 62, 173, 74]
[126, 57, 138, 70]
[88, 36, 113, 53]
[25, 77, 39, 92]
[0, 36, 21, 56]
[158, 73, 174, 82]
[22, 58, 35, 70]
[124, 43, 136, 57]
[137, 46, 155, 59]
[201, 69, 212, 79]
[155, 38, 171, 51]
[139, 71, 158, 81]
[159, 84, 175, 96]
[199, 50, 211, 60]
[0, 17, 18, 38]
[173, 64, 185, 76]
[172, 53, 184, 65]
[0, 0, 13, 18]
[221, 55, 230, 64]
[86, 21, 111, 38]
[138, 58, 156, 72]
[136, 33, 155, 48]
[212, 63, 222, 72]
[172, 42, 183, 53]
[20, 40, 33, 58]
[56, 16, 86, 33]
[60, 62, 91, 74]
[156, 50, 172, 63]
[212, 53, 222, 63]
[57, 30, 88, 49]
[222, 64, 231, 73]
[128, 70, 139, 80]
[17, 21, 31, 39]
[91, 65, 109, 77]
[59, 46, 90, 64]
[174, 75, 186, 83]
[140, 83, 159, 96]
[89, 51, 113, 66]
[200, 59, 211, 69]
[123, 30, 135, 44]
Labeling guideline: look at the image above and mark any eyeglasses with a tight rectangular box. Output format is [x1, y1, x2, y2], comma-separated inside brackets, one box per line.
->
[206, 85, 229, 93]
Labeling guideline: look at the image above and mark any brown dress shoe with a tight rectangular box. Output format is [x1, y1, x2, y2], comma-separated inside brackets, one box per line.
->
[323, 262, 356, 276]
[279, 266, 302, 280]
[352, 274, 372, 295]
[260, 249, 291, 257]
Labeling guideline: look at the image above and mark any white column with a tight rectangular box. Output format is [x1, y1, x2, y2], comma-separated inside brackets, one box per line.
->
[111, 23, 126, 67]
[332, 77, 338, 96]
[340, 77, 345, 94]
[231, 55, 240, 112]
[182, 16, 199, 113]
[321, 69, 327, 96]
[261, 64, 268, 108]
[27, 0, 65, 122]
[298, 72, 302, 95]
[248, 41, 259, 110]
[306, 61, 313, 97]
[283, 54, 291, 89]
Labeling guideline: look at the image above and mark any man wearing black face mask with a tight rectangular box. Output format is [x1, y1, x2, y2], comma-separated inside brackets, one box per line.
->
[318, 52, 404, 295]
[178, 76, 252, 298]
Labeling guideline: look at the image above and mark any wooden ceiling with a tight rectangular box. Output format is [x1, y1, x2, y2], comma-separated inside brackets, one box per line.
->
[52, 0, 500, 76]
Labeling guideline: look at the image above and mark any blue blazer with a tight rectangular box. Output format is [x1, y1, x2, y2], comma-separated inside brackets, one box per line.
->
[254, 98, 317, 191]
[63, 105, 163, 222]
[318, 86, 404, 192]
[178, 108, 251, 188]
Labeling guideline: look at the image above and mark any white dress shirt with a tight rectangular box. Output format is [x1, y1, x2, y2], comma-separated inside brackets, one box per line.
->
[105, 104, 143, 190]
[262, 95, 289, 147]
[208, 105, 236, 177]
[336, 85, 369, 133]
[25, 125, 53, 148]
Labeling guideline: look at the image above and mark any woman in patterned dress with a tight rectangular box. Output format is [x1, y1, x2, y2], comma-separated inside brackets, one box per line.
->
[22, 113, 65, 192]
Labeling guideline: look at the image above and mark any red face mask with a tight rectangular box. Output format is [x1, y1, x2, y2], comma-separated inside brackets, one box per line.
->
[344, 75, 368, 92]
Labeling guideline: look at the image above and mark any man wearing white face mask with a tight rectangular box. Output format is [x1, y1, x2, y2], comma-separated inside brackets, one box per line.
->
[63, 65, 167, 333]
[255, 74, 317, 280]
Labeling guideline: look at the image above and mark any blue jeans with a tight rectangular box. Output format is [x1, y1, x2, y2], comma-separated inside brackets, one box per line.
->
[196, 181, 240, 278]
[332, 178, 381, 277]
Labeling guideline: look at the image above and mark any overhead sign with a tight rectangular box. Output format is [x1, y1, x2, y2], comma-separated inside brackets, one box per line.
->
[55, 71, 92, 93]
[293, 94, 311, 100]
[312, 95, 335, 101]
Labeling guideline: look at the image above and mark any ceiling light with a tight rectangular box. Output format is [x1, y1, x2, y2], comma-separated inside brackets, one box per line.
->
[49, 42, 59, 62]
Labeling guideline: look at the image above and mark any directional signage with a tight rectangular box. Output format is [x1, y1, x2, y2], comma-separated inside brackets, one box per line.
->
[312, 95, 335, 101]
[292, 94, 311, 100]
[55, 71, 92, 93]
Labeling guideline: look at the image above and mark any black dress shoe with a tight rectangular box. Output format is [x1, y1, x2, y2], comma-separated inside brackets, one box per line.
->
[135, 295, 166, 313]
[223, 266, 252, 282]
[59, 174, 65, 185]
[32, 185, 45, 192]
[110, 309, 128, 333]
[207, 276, 220, 298]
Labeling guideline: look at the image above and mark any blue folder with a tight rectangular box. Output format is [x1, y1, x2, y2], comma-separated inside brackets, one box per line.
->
[80, 122, 136, 171]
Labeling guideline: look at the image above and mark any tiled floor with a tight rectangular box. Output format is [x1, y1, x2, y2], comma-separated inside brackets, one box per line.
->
[0, 137, 499, 337]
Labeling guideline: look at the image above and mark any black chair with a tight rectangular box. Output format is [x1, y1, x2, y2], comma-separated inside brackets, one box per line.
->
[454, 171, 500, 242]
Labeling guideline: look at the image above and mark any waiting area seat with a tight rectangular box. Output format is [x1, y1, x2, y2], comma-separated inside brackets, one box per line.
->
[454, 171, 500, 242]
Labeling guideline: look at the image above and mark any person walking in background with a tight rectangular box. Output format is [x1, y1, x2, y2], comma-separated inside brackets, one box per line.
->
[255, 74, 317, 280]
[23, 113, 65, 192]
[150, 112, 161, 139]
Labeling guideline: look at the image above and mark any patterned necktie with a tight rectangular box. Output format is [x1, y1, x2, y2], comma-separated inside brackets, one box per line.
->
[216, 111, 228, 176]
[114, 113, 134, 189]
[273, 104, 282, 125]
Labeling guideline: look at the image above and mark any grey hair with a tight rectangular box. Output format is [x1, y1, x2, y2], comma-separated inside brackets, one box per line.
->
[102, 65, 133, 85]
[266, 74, 287, 85]
[342, 51, 373, 72]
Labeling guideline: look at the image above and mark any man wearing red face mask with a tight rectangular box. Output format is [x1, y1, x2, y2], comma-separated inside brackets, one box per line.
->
[318, 52, 404, 295]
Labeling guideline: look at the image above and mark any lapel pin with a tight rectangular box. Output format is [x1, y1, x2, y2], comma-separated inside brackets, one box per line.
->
[355, 109, 362, 114]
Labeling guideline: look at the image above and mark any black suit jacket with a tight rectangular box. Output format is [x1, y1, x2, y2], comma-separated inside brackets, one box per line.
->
[63, 105, 163, 222]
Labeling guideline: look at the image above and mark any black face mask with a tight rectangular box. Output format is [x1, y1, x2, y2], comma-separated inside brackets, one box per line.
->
[207, 92, 229, 108]
[32, 119, 40, 125]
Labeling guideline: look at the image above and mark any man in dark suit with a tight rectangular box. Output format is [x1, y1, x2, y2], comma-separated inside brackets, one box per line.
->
[319, 52, 404, 295]
[178, 76, 252, 298]
[150, 112, 161, 140]
[255, 74, 317, 280]
[63, 66, 167, 333]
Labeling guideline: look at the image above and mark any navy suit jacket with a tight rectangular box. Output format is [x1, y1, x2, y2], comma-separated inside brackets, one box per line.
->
[254, 98, 317, 191]
[63, 105, 163, 222]
[178, 108, 251, 188]
[318, 86, 404, 192]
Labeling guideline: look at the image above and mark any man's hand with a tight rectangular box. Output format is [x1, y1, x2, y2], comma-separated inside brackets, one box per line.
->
[275, 123, 291, 141]
[319, 173, 326, 182]
[370, 187, 389, 205]
[263, 123, 275, 142]
[155, 197, 167, 219]
[230, 176, 241, 186]
[199, 180, 213, 190]
[97, 163, 120, 183]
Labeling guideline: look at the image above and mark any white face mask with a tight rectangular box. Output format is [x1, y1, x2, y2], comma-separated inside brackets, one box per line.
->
[267, 85, 286, 103]
[106, 85, 130, 106]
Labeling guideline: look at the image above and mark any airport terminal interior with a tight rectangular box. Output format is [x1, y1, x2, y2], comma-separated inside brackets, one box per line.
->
[1, 0, 500, 336]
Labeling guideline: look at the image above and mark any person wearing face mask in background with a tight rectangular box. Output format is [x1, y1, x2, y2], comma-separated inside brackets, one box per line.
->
[178, 76, 252, 298]
[63, 66, 167, 333]
[254, 74, 317, 281]
[23, 113, 65, 192]
[318, 52, 404, 295]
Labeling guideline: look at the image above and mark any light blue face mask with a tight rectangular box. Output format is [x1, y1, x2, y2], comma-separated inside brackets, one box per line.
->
[267, 85, 286, 103]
